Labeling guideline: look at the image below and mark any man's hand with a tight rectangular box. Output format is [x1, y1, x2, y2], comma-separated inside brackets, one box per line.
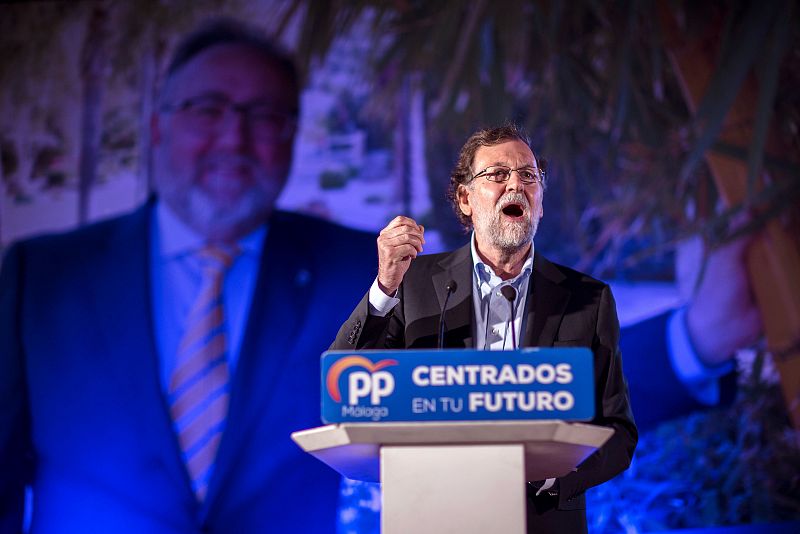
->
[377, 216, 425, 296]
[683, 235, 763, 366]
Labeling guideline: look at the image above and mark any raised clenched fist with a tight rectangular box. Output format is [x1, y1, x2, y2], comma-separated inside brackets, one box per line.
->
[376, 216, 425, 295]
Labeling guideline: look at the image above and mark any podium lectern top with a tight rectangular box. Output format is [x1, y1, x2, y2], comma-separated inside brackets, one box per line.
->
[292, 420, 612, 482]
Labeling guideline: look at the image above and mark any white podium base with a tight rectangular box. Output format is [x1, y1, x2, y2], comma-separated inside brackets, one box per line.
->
[381, 444, 526, 534]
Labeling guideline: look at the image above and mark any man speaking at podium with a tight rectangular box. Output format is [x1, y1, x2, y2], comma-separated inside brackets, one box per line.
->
[332, 124, 637, 533]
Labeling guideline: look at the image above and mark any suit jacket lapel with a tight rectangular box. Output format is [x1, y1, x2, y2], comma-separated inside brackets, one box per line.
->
[431, 244, 474, 348]
[205, 211, 314, 507]
[523, 252, 571, 347]
[88, 203, 194, 502]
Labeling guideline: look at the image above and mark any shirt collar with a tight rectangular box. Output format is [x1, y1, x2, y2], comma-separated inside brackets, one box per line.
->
[155, 200, 266, 260]
[470, 232, 534, 294]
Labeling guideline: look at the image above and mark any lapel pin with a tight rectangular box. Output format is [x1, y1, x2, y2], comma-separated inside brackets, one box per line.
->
[295, 268, 311, 287]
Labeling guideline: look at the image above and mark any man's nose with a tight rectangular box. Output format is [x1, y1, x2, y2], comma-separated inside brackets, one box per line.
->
[216, 108, 251, 150]
[504, 170, 526, 192]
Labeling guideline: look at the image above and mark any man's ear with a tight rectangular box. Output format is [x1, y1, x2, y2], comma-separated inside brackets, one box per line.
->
[457, 184, 472, 217]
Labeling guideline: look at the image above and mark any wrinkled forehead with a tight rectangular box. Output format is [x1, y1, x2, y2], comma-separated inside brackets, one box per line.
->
[162, 43, 298, 108]
[472, 139, 538, 171]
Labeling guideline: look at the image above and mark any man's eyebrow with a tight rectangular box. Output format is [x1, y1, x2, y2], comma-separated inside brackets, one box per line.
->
[183, 91, 229, 100]
[182, 92, 286, 107]
[483, 162, 537, 168]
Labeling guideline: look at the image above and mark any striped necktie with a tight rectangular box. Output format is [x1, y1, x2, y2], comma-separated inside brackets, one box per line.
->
[169, 245, 238, 501]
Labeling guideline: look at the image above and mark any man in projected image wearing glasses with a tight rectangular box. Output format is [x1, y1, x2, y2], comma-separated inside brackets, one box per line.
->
[0, 19, 376, 533]
[332, 124, 637, 533]
[153, 43, 299, 242]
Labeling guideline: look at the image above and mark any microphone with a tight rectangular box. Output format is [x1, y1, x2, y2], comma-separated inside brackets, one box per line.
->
[500, 285, 518, 350]
[438, 280, 458, 349]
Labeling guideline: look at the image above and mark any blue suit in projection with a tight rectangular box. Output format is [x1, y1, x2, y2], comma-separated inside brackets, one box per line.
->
[619, 311, 734, 431]
[0, 203, 377, 533]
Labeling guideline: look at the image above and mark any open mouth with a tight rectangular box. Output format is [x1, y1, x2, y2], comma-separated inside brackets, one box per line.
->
[501, 203, 525, 217]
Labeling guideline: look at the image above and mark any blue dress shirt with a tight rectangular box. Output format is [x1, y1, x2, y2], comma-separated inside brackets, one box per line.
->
[469, 233, 533, 350]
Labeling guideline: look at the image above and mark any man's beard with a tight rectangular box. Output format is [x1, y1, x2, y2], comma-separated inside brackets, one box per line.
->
[183, 183, 273, 238]
[160, 153, 285, 240]
[472, 191, 538, 253]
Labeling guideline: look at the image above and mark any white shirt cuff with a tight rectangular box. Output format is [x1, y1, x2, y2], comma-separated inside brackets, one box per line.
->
[535, 478, 557, 496]
[368, 278, 400, 317]
[667, 307, 734, 405]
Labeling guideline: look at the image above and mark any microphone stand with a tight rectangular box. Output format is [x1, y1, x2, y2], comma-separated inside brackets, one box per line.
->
[500, 285, 517, 350]
[438, 281, 458, 349]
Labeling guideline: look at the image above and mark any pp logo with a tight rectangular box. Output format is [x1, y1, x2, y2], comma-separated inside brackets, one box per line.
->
[326, 356, 398, 405]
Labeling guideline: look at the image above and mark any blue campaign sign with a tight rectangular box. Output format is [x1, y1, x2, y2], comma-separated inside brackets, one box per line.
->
[321, 348, 595, 423]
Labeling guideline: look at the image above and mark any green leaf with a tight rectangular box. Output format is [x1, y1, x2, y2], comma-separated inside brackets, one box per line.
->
[679, 1, 782, 183]
[746, 0, 791, 201]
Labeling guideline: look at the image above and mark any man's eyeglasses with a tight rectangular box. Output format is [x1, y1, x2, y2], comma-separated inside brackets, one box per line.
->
[161, 95, 298, 141]
[471, 166, 545, 185]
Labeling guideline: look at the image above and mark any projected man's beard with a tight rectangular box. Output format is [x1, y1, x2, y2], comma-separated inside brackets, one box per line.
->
[158, 152, 285, 238]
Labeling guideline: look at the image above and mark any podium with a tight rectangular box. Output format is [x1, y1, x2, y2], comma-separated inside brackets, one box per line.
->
[292, 420, 612, 533]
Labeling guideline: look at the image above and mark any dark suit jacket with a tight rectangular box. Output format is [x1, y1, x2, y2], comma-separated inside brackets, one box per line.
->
[0, 203, 377, 533]
[331, 244, 638, 534]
